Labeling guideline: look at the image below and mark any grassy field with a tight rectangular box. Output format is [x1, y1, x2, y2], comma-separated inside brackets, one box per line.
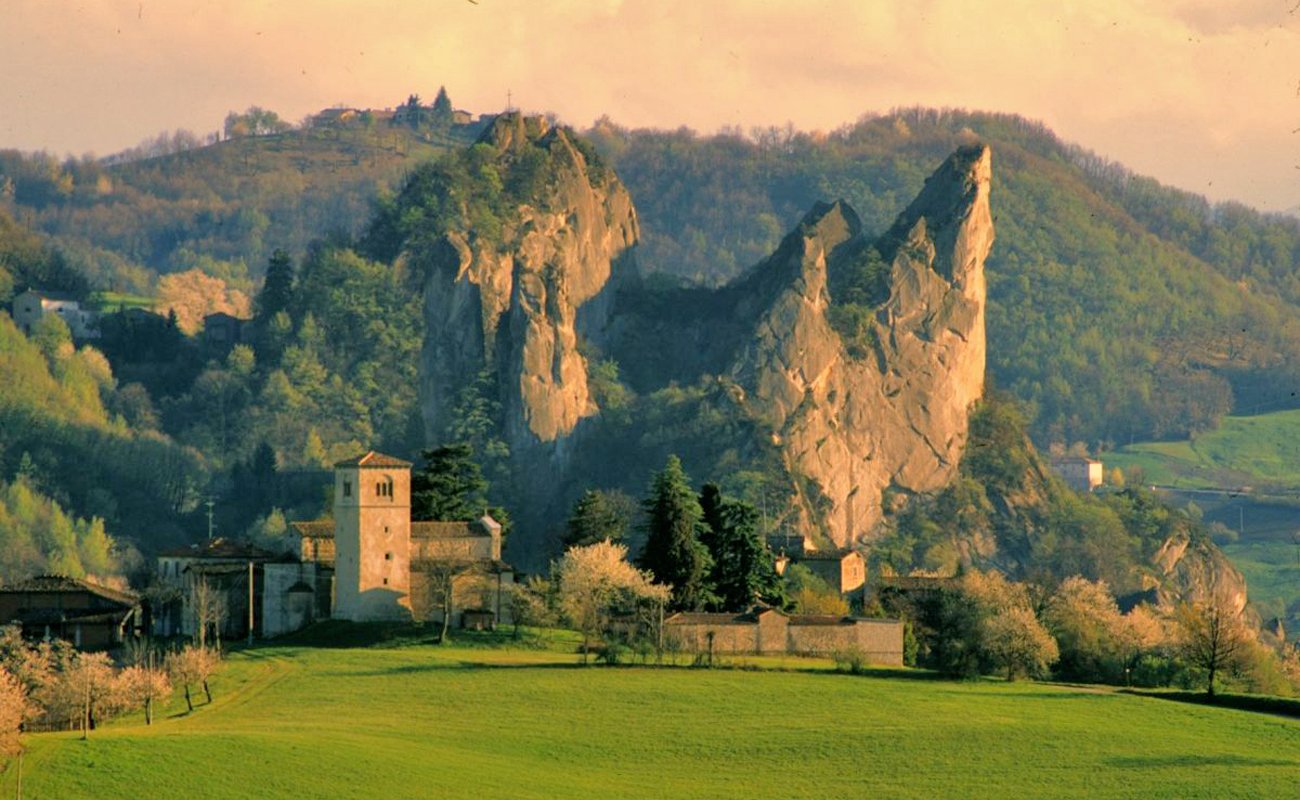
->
[1102, 409, 1300, 492]
[3, 635, 1299, 800]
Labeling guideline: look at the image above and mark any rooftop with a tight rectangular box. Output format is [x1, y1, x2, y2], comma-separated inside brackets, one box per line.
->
[158, 538, 277, 560]
[0, 575, 138, 606]
[334, 451, 412, 469]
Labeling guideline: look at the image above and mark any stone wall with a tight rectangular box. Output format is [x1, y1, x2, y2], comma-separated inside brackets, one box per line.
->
[665, 611, 904, 664]
[787, 619, 903, 665]
[666, 622, 762, 654]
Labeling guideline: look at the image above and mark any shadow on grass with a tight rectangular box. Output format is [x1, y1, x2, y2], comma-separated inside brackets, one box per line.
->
[1120, 689, 1300, 720]
[1106, 754, 1298, 769]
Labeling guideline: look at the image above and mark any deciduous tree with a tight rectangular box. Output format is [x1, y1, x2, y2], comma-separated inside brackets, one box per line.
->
[1177, 589, 1249, 697]
[558, 540, 668, 663]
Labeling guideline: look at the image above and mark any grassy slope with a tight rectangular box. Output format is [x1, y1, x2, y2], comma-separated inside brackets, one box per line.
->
[4, 642, 1299, 800]
[1103, 409, 1300, 492]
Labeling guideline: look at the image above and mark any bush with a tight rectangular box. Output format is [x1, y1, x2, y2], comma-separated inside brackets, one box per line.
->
[832, 648, 867, 675]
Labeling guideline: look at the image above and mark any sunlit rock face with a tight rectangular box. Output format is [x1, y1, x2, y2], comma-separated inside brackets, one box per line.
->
[726, 145, 993, 546]
[419, 114, 638, 459]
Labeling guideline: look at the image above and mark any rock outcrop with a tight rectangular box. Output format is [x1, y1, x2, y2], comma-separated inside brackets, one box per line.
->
[419, 114, 638, 454]
[725, 145, 993, 546]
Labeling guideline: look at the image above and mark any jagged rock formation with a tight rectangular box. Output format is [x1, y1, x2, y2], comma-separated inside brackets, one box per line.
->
[419, 114, 638, 454]
[1150, 531, 1249, 616]
[725, 146, 992, 546]
[415, 120, 991, 556]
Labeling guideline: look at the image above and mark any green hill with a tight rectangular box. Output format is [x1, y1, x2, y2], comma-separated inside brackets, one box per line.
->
[4, 641, 1298, 800]
[1100, 410, 1300, 635]
[1103, 409, 1300, 493]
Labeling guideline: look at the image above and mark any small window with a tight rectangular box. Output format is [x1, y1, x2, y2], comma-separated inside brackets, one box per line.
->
[385, 552, 393, 561]
[343, 480, 352, 498]
[382, 578, 389, 586]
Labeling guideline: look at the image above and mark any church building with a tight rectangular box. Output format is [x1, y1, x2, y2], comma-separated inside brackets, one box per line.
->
[290, 451, 513, 627]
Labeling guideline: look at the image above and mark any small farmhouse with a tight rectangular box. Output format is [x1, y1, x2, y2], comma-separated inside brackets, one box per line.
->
[1051, 456, 1104, 493]
[665, 606, 904, 665]
[796, 549, 866, 594]
[0, 575, 139, 650]
[11, 289, 99, 338]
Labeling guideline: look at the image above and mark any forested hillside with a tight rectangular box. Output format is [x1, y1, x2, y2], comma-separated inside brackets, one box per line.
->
[0, 113, 472, 300]
[4, 104, 1299, 582]
[591, 110, 1300, 447]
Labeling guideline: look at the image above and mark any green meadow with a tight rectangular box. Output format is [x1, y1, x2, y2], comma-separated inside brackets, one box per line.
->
[4, 636, 1298, 800]
[1103, 409, 1300, 492]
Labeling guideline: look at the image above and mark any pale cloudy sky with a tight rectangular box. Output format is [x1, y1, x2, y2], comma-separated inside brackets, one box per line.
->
[2, 0, 1297, 211]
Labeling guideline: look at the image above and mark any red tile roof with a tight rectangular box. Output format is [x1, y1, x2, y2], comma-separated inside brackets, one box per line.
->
[333, 451, 412, 468]
[290, 521, 335, 539]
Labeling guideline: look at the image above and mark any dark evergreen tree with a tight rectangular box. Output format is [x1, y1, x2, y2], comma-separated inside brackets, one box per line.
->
[411, 443, 489, 522]
[431, 86, 455, 129]
[698, 483, 785, 612]
[257, 249, 295, 321]
[564, 489, 636, 549]
[637, 455, 712, 610]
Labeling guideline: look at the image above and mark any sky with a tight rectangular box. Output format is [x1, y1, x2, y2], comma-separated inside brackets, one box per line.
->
[2, 0, 1298, 212]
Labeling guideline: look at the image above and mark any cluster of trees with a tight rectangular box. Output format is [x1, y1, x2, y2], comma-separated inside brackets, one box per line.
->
[0, 625, 219, 753]
[223, 107, 292, 140]
[0, 311, 206, 585]
[875, 396, 1221, 595]
[888, 570, 1297, 695]
[568, 456, 786, 614]
[394, 88, 456, 132]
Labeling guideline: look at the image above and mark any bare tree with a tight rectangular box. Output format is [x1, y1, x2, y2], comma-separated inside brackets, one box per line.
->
[167, 646, 218, 712]
[0, 665, 33, 756]
[118, 641, 172, 727]
[505, 576, 555, 640]
[190, 577, 228, 650]
[1177, 589, 1250, 697]
[42, 652, 118, 740]
[423, 560, 478, 644]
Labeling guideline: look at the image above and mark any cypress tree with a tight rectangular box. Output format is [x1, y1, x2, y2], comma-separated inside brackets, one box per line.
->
[638, 455, 711, 610]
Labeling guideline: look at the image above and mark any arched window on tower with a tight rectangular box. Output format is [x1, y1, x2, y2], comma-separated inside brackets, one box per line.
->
[376, 475, 394, 499]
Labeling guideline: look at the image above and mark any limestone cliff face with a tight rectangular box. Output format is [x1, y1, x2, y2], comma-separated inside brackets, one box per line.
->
[728, 146, 993, 547]
[419, 114, 638, 454]
[1149, 531, 1249, 616]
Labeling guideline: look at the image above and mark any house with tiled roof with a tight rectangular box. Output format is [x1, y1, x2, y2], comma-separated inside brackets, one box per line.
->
[0, 575, 139, 650]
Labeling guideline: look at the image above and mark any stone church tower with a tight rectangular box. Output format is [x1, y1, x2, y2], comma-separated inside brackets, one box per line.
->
[332, 452, 413, 621]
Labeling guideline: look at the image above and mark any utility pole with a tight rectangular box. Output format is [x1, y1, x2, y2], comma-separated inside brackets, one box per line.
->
[206, 499, 215, 541]
[247, 560, 254, 646]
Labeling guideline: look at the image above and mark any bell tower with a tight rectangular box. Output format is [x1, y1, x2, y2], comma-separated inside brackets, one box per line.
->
[332, 451, 412, 621]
